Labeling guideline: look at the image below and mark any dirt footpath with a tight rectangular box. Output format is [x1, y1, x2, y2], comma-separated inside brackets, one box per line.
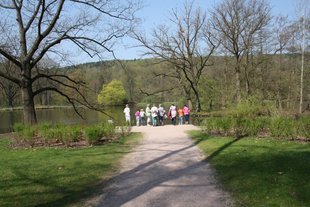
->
[97, 125, 231, 207]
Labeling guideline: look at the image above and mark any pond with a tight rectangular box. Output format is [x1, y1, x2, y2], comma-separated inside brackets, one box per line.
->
[0, 106, 200, 134]
[0, 107, 125, 134]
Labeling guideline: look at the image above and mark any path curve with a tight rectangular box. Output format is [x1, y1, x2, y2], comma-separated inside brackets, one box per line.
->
[97, 125, 231, 207]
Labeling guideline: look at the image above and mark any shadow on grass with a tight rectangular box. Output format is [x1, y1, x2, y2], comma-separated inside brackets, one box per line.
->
[191, 132, 310, 207]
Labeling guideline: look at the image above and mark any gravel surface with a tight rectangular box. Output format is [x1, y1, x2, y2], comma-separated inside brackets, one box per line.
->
[97, 125, 231, 207]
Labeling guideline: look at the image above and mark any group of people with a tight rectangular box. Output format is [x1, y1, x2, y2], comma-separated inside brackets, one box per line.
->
[123, 103, 190, 126]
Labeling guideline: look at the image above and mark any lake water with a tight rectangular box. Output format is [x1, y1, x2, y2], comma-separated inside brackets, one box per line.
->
[0, 107, 125, 134]
[0, 106, 199, 134]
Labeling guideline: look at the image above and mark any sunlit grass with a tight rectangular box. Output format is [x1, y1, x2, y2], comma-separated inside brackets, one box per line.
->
[0, 133, 142, 207]
[190, 131, 310, 207]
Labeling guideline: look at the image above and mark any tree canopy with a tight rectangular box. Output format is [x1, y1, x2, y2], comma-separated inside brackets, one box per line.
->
[97, 80, 126, 106]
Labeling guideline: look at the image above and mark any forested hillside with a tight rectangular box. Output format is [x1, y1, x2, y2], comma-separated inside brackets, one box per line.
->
[1, 53, 309, 113]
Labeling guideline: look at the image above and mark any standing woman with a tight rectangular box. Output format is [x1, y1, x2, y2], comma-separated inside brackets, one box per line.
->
[145, 104, 151, 126]
[183, 104, 190, 124]
[169, 104, 177, 125]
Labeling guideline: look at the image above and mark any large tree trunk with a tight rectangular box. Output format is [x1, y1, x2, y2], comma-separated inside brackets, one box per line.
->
[21, 85, 37, 125]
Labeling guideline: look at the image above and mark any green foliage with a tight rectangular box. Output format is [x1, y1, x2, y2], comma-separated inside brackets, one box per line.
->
[100, 122, 115, 137]
[97, 79, 126, 106]
[270, 117, 296, 138]
[84, 125, 104, 145]
[297, 116, 310, 138]
[12, 122, 117, 147]
[13, 122, 24, 134]
[13, 123, 36, 147]
[232, 97, 273, 118]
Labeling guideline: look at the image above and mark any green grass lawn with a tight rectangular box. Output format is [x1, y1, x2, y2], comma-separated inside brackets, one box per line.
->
[0, 133, 141, 207]
[190, 131, 310, 207]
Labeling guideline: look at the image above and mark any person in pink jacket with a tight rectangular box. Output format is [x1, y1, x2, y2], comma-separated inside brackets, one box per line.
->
[135, 110, 140, 126]
[183, 105, 190, 124]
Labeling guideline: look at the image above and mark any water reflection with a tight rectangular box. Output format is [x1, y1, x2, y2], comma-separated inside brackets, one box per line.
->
[0, 107, 125, 134]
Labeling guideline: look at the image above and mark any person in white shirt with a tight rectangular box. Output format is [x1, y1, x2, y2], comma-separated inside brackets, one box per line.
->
[158, 104, 165, 126]
[169, 104, 177, 125]
[151, 104, 158, 126]
[140, 109, 146, 126]
[123, 104, 131, 126]
[145, 104, 151, 126]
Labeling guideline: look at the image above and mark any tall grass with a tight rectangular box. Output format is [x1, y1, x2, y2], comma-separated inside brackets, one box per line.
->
[12, 122, 117, 147]
[200, 97, 309, 140]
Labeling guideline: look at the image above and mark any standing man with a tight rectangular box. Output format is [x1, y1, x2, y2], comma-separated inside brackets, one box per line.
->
[123, 104, 131, 126]
[158, 104, 165, 126]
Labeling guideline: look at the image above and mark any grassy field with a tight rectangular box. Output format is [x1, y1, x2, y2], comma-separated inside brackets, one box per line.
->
[190, 131, 310, 207]
[0, 133, 141, 207]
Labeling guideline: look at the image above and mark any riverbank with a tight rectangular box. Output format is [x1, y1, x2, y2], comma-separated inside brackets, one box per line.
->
[0, 105, 75, 111]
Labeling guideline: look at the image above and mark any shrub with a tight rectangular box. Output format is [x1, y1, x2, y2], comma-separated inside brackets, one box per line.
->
[61, 126, 81, 146]
[243, 117, 268, 137]
[101, 123, 115, 138]
[270, 117, 296, 138]
[84, 125, 104, 145]
[22, 126, 36, 147]
[217, 117, 233, 135]
[13, 123, 25, 135]
[296, 117, 310, 139]
[232, 116, 247, 138]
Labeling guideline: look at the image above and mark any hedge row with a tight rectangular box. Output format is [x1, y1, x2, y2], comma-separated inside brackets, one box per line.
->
[200, 116, 310, 139]
[12, 122, 118, 147]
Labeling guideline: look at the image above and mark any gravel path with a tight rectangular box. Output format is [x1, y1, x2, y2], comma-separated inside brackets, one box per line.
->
[97, 125, 231, 207]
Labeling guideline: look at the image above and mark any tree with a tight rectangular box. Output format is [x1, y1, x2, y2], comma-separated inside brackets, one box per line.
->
[211, 0, 271, 103]
[97, 80, 126, 106]
[133, 1, 217, 112]
[0, 0, 139, 124]
[0, 59, 20, 107]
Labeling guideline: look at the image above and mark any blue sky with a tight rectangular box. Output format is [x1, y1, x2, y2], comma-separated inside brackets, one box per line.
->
[75, 0, 306, 63]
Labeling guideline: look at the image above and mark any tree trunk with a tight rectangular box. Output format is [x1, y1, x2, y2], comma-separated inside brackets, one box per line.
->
[7, 83, 14, 108]
[21, 85, 37, 125]
[192, 84, 201, 112]
[235, 63, 241, 103]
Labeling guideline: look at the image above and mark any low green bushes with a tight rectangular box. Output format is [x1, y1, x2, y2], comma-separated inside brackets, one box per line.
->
[12, 122, 117, 147]
[201, 115, 309, 139]
[200, 98, 309, 140]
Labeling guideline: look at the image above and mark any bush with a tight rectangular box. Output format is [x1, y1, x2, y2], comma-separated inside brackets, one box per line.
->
[13, 123, 25, 134]
[243, 117, 268, 137]
[13, 123, 36, 147]
[84, 125, 104, 145]
[101, 123, 115, 138]
[270, 117, 296, 138]
[296, 117, 310, 139]
[22, 126, 36, 147]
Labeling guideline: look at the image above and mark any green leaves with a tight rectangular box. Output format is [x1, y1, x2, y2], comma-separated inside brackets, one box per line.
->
[97, 80, 126, 106]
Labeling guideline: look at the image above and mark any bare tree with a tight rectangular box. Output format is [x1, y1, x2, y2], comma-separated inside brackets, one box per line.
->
[211, 0, 271, 103]
[0, 59, 20, 108]
[133, 1, 217, 112]
[0, 0, 140, 124]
